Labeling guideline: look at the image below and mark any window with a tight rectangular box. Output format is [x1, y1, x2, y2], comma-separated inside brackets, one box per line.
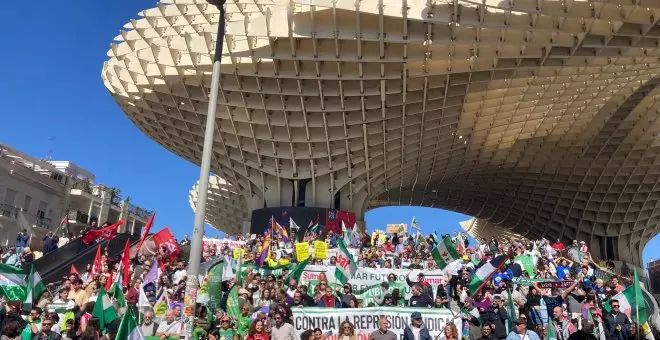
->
[22, 195, 32, 212]
[3, 188, 17, 206]
[37, 201, 48, 219]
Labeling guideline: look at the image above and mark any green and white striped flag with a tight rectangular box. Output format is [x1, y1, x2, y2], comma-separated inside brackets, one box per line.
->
[92, 286, 118, 332]
[116, 309, 144, 340]
[24, 264, 46, 311]
[0, 264, 26, 301]
[430, 236, 460, 269]
[334, 239, 357, 284]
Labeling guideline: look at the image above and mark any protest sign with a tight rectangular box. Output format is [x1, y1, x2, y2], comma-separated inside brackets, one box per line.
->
[299, 265, 445, 299]
[233, 248, 245, 260]
[314, 241, 328, 259]
[326, 247, 359, 261]
[292, 307, 461, 339]
[386, 223, 407, 234]
[296, 242, 310, 262]
[354, 282, 407, 306]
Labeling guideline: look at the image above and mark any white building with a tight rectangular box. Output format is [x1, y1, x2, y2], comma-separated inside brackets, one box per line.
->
[0, 143, 151, 248]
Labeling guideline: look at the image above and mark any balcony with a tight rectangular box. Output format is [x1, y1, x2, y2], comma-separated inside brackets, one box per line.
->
[67, 210, 97, 225]
[0, 204, 18, 219]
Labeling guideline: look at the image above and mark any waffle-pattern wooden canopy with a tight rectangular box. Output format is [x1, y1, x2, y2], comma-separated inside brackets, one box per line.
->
[102, 0, 660, 265]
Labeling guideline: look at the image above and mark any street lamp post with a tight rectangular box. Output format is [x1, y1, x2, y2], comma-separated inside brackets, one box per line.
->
[183, 0, 226, 338]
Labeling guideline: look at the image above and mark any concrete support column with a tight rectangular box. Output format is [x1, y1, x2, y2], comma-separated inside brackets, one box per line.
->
[87, 199, 94, 224]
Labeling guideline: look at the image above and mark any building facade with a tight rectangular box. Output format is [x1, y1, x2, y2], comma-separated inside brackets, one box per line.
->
[103, 0, 660, 266]
[0, 143, 151, 247]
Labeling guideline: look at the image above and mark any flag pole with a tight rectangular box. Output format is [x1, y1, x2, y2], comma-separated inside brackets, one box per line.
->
[635, 270, 640, 340]
[184, 0, 226, 338]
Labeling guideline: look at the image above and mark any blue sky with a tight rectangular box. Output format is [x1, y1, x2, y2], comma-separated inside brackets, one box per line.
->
[2, 1, 658, 268]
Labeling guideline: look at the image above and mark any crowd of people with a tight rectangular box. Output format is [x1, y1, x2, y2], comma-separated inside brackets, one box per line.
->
[0, 219, 654, 340]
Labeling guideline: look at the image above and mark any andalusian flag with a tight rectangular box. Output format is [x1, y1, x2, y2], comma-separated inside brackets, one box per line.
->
[226, 285, 240, 319]
[430, 236, 460, 269]
[604, 271, 647, 333]
[0, 264, 26, 301]
[411, 217, 421, 232]
[24, 264, 46, 310]
[92, 286, 118, 332]
[469, 255, 508, 294]
[109, 281, 127, 309]
[341, 221, 352, 244]
[116, 309, 145, 340]
[546, 314, 556, 340]
[334, 239, 357, 284]
[287, 258, 310, 286]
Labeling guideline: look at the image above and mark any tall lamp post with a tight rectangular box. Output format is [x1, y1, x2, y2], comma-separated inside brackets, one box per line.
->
[183, 0, 226, 337]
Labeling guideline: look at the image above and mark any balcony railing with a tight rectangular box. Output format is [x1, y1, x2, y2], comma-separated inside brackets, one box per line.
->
[0, 204, 18, 219]
[128, 203, 152, 219]
[36, 217, 52, 229]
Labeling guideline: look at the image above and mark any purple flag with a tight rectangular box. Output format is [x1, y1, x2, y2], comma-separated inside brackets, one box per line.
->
[143, 259, 159, 287]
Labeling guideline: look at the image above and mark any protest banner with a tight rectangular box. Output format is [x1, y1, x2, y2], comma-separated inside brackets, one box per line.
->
[299, 265, 445, 299]
[239, 263, 292, 277]
[314, 241, 328, 259]
[292, 307, 461, 339]
[203, 238, 244, 254]
[296, 242, 311, 262]
[386, 223, 407, 234]
[354, 282, 407, 306]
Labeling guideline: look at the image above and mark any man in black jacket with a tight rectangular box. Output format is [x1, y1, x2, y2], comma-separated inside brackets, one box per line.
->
[568, 319, 599, 340]
[481, 296, 508, 339]
[408, 284, 433, 308]
[604, 300, 630, 340]
[406, 273, 434, 299]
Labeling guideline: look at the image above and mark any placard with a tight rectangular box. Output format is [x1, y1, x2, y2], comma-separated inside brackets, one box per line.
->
[313, 241, 328, 259]
[296, 242, 311, 262]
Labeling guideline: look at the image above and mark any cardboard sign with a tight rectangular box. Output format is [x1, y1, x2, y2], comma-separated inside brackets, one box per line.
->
[313, 241, 328, 259]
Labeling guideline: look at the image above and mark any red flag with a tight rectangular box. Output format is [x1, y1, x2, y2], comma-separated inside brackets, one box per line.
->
[105, 271, 116, 291]
[136, 213, 155, 251]
[70, 264, 79, 276]
[152, 228, 179, 266]
[81, 220, 125, 245]
[121, 239, 131, 287]
[91, 245, 101, 278]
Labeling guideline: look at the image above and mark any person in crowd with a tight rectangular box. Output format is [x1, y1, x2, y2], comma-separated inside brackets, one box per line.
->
[444, 322, 460, 340]
[316, 287, 341, 308]
[245, 319, 269, 340]
[1, 320, 22, 340]
[140, 311, 158, 337]
[482, 295, 508, 339]
[604, 299, 630, 340]
[67, 279, 89, 308]
[506, 318, 541, 340]
[216, 315, 238, 340]
[33, 317, 60, 340]
[270, 312, 295, 340]
[477, 325, 498, 340]
[2, 248, 20, 266]
[22, 247, 34, 264]
[16, 230, 29, 256]
[408, 284, 432, 308]
[551, 306, 577, 340]
[155, 310, 183, 338]
[568, 319, 599, 340]
[337, 320, 357, 340]
[403, 311, 431, 340]
[369, 317, 397, 340]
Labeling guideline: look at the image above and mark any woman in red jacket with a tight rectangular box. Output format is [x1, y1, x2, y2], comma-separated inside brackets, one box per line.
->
[245, 319, 270, 340]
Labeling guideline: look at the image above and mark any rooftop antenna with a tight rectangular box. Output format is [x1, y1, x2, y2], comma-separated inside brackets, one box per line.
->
[46, 136, 56, 161]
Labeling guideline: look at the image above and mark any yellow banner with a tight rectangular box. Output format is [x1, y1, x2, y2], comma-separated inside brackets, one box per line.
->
[295, 242, 310, 262]
[313, 241, 328, 259]
[233, 248, 245, 260]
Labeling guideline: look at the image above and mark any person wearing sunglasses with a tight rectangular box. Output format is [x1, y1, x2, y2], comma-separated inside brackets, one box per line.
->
[604, 300, 631, 340]
[32, 317, 59, 340]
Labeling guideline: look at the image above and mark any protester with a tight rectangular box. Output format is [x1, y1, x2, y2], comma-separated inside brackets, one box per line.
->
[0, 215, 653, 340]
